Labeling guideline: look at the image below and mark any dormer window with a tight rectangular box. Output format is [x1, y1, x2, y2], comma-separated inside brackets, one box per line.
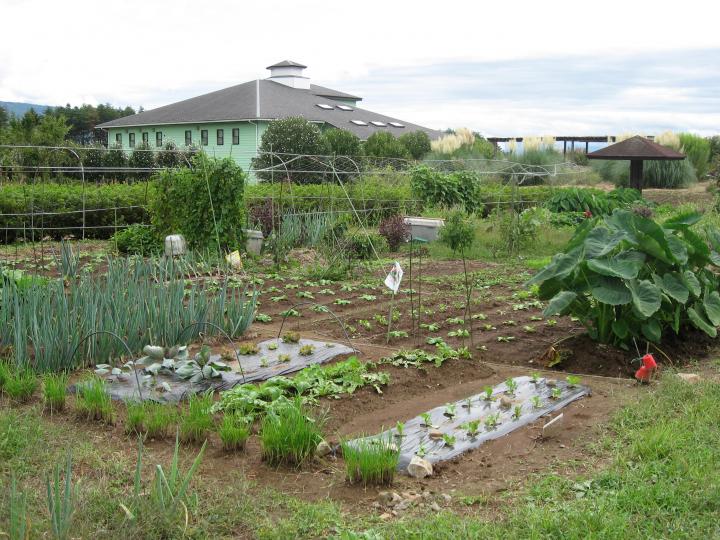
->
[350, 120, 368, 126]
[316, 103, 334, 110]
[389, 122, 405, 128]
[337, 105, 353, 111]
[370, 121, 386, 127]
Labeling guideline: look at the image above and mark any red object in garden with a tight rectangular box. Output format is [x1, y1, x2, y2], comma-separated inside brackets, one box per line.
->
[635, 353, 658, 383]
[584, 210, 593, 219]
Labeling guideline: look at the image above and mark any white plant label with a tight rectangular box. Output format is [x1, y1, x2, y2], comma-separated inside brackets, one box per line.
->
[384, 262, 404, 294]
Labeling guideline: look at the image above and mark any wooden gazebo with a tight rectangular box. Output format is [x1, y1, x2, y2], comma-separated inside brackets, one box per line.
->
[586, 135, 685, 192]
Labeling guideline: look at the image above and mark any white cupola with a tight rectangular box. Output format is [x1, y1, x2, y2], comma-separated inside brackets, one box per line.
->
[266, 60, 310, 89]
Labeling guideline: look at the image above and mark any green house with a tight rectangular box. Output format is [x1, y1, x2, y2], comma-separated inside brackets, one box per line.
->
[97, 60, 440, 182]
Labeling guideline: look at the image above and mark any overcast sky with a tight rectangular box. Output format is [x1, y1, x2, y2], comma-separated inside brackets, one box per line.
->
[1, 0, 719, 135]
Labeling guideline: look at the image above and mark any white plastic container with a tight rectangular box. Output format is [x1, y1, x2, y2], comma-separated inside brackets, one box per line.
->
[403, 217, 445, 242]
[244, 229, 264, 255]
[164, 234, 186, 257]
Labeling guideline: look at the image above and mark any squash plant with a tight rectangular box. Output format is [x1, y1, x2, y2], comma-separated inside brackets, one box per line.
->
[527, 209, 720, 346]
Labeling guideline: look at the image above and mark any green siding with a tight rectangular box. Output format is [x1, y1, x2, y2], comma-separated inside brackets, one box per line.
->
[107, 121, 268, 184]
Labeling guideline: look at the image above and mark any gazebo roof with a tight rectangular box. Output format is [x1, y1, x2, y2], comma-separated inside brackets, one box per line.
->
[587, 135, 685, 160]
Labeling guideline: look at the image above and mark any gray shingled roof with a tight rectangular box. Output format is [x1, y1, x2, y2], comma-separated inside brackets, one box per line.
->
[97, 80, 440, 140]
[267, 60, 307, 69]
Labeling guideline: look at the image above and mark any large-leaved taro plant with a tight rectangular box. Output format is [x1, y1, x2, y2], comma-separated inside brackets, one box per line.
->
[527, 209, 720, 346]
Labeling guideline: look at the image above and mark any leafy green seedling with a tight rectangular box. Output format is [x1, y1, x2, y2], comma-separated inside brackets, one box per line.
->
[334, 299, 351, 306]
[465, 419, 481, 437]
[502, 320, 517, 326]
[312, 305, 330, 313]
[417, 444, 427, 457]
[318, 288, 335, 295]
[566, 375, 581, 387]
[545, 319, 557, 327]
[442, 433, 456, 447]
[297, 290, 314, 299]
[260, 357, 269, 368]
[268, 342, 278, 351]
[388, 330, 409, 339]
[280, 308, 300, 318]
[512, 405, 522, 420]
[482, 324, 496, 331]
[530, 315, 543, 321]
[420, 323, 440, 332]
[446, 317, 464, 325]
[531, 372, 540, 384]
[360, 294, 377, 301]
[358, 319, 372, 330]
[444, 403, 457, 418]
[551, 387, 562, 400]
[463, 398, 473, 410]
[282, 331, 300, 344]
[484, 413, 500, 429]
[395, 421, 405, 438]
[299, 344, 315, 356]
[238, 341, 259, 355]
[531, 395, 542, 408]
[505, 378, 518, 395]
[523, 325, 536, 333]
[448, 329, 470, 338]
[420, 412, 433, 427]
[270, 295, 287, 302]
[483, 386, 494, 400]
[471, 313, 488, 321]
[497, 336, 515, 342]
[255, 313, 272, 323]
[278, 354, 291, 363]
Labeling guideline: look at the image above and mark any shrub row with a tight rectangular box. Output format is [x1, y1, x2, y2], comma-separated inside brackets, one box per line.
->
[0, 182, 152, 243]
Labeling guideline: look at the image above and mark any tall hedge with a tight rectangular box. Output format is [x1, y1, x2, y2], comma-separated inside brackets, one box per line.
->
[150, 154, 245, 251]
[0, 181, 151, 243]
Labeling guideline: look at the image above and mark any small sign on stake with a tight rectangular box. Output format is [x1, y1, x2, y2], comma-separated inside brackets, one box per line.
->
[384, 262, 404, 293]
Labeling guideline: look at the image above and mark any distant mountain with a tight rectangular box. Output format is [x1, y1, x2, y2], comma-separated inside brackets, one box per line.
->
[0, 101, 50, 117]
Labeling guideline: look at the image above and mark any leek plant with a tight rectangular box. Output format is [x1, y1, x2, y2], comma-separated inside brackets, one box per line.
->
[341, 435, 400, 486]
[0, 256, 257, 372]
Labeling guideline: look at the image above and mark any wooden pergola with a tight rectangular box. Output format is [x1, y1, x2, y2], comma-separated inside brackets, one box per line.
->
[586, 135, 685, 192]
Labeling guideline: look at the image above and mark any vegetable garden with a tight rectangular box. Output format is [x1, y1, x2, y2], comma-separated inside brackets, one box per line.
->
[1, 142, 720, 538]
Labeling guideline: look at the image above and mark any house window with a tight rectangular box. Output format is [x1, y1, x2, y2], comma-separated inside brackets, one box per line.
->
[156, 132, 163, 147]
[129, 133, 136, 148]
[142, 132, 149, 145]
[216, 129, 224, 146]
[232, 128, 240, 145]
[201, 130, 208, 146]
[115, 133, 122, 146]
[185, 130, 192, 146]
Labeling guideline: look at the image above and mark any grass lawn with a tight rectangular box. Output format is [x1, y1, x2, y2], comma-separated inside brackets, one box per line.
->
[1, 371, 718, 539]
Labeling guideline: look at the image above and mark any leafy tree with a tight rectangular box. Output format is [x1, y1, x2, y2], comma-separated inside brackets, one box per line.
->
[45, 103, 136, 145]
[399, 131, 431, 159]
[252, 117, 331, 184]
[157, 141, 183, 168]
[151, 154, 246, 251]
[363, 132, 410, 160]
[0, 106, 8, 130]
[129, 142, 156, 179]
[323, 128, 361, 157]
[103, 143, 128, 180]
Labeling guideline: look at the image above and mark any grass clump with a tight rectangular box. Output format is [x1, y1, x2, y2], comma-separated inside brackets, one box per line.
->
[43, 372, 69, 412]
[126, 401, 177, 439]
[4, 368, 39, 403]
[0, 408, 41, 460]
[179, 392, 215, 444]
[75, 376, 113, 423]
[260, 398, 323, 466]
[341, 435, 400, 486]
[218, 412, 252, 451]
